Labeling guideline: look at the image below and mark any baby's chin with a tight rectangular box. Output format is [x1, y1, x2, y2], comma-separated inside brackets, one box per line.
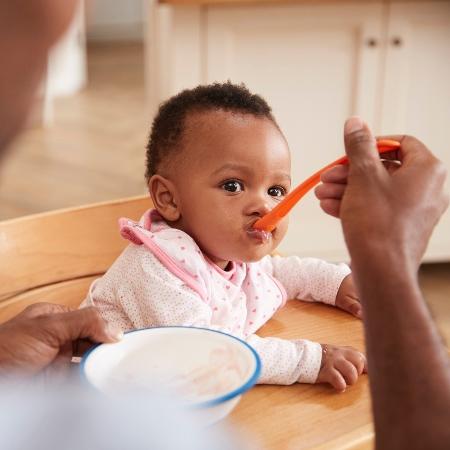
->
[225, 247, 275, 264]
[202, 239, 280, 266]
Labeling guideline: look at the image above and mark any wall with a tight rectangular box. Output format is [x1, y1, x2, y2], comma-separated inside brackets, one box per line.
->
[86, 0, 145, 42]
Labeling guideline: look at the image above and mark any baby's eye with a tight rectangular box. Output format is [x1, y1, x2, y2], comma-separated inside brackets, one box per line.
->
[268, 186, 286, 198]
[222, 180, 244, 193]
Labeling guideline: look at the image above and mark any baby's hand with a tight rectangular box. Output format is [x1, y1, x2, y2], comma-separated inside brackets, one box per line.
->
[316, 344, 367, 391]
[335, 274, 362, 319]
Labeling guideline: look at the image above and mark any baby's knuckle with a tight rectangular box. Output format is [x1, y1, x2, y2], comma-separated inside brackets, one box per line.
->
[331, 372, 341, 383]
[358, 354, 366, 368]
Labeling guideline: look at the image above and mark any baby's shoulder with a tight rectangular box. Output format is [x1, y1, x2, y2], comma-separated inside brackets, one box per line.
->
[118, 219, 211, 299]
[97, 243, 168, 280]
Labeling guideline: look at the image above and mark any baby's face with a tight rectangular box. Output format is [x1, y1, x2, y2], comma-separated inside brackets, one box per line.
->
[168, 110, 291, 269]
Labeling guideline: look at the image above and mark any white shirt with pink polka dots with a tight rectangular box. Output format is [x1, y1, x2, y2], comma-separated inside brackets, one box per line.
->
[83, 209, 350, 385]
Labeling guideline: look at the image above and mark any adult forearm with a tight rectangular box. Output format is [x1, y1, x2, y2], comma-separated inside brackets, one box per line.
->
[352, 252, 450, 449]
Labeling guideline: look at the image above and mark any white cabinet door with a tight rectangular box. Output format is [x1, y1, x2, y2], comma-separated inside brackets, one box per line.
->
[381, 1, 450, 261]
[206, 3, 385, 260]
[48, 1, 87, 97]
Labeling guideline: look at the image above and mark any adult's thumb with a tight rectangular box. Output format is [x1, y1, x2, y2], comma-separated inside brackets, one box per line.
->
[344, 117, 379, 172]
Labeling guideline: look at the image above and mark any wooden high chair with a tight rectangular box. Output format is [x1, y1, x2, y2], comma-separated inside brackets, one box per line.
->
[0, 195, 151, 323]
[0, 195, 373, 449]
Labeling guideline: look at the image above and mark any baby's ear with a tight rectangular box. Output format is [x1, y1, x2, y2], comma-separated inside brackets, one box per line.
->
[148, 175, 181, 222]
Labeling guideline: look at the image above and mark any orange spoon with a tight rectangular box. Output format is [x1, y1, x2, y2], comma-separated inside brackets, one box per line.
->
[253, 139, 401, 232]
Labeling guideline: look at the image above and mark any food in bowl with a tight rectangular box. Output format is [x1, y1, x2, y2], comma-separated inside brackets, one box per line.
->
[81, 326, 261, 424]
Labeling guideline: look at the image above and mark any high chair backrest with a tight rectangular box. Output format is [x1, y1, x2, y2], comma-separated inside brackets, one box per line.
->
[0, 195, 151, 323]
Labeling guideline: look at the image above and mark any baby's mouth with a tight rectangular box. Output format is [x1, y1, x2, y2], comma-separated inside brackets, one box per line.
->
[246, 222, 273, 243]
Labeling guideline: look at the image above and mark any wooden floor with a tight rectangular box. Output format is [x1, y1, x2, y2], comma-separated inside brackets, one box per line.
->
[0, 43, 449, 342]
[0, 43, 148, 220]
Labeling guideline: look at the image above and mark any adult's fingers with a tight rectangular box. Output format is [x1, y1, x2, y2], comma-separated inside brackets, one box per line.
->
[397, 135, 435, 166]
[314, 182, 346, 201]
[378, 134, 442, 177]
[72, 338, 98, 357]
[343, 117, 380, 172]
[315, 165, 348, 218]
[320, 164, 349, 184]
[41, 307, 123, 350]
[366, 134, 435, 170]
[16, 303, 72, 320]
[318, 199, 341, 218]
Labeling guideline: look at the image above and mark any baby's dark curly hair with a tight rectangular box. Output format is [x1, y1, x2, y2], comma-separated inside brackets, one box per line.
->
[145, 82, 278, 180]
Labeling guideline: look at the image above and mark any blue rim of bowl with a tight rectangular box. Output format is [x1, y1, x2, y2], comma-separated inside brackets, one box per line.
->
[80, 326, 261, 409]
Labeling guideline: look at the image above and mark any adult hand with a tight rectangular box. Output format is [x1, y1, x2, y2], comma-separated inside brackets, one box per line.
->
[315, 117, 449, 269]
[316, 119, 450, 449]
[0, 303, 122, 378]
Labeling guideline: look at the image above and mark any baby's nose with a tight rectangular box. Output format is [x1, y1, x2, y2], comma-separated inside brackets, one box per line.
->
[248, 199, 271, 217]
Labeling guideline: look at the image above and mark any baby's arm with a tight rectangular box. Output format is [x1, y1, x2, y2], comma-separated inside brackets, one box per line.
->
[246, 334, 321, 384]
[247, 335, 366, 390]
[265, 255, 362, 318]
[264, 255, 350, 305]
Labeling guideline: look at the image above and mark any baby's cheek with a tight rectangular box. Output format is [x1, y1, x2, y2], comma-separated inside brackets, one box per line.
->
[214, 222, 242, 252]
[275, 217, 289, 242]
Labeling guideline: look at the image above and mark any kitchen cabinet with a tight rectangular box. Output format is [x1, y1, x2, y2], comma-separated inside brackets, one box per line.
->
[381, 2, 450, 260]
[145, 1, 450, 261]
[37, 1, 87, 126]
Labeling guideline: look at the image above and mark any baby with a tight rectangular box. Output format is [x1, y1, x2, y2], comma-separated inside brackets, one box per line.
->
[83, 82, 366, 391]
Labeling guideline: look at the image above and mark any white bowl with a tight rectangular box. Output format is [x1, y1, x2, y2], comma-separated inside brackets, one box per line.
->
[81, 326, 261, 425]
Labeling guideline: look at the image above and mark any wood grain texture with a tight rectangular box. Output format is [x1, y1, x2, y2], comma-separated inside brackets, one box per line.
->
[228, 300, 373, 450]
[0, 276, 97, 323]
[0, 195, 151, 302]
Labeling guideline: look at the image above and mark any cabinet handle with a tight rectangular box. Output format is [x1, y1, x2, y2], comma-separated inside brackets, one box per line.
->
[391, 37, 403, 47]
[366, 38, 378, 47]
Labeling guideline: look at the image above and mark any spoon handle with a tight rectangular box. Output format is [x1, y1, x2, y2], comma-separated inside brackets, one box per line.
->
[253, 139, 400, 232]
